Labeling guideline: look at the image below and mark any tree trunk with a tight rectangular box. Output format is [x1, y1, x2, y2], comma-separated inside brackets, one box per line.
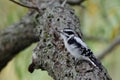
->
[0, 0, 112, 80]
[27, 0, 112, 80]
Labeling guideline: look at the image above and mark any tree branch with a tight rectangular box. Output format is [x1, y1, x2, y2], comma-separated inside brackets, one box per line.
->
[0, 0, 112, 79]
[98, 37, 120, 60]
[0, 11, 39, 71]
[10, 0, 35, 9]
[10, 0, 41, 13]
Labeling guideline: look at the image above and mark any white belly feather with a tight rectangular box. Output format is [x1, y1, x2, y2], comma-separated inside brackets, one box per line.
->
[65, 41, 81, 58]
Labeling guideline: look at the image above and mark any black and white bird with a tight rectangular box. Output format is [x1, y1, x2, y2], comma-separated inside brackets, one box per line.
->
[58, 28, 102, 70]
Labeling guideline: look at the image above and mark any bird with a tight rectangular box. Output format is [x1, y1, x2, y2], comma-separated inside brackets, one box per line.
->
[58, 28, 103, 70]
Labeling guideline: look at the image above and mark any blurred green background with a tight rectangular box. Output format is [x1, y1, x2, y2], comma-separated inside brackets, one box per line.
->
[0, 0, 120, 80]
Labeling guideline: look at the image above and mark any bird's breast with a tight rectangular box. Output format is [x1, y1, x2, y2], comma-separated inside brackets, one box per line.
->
[65, 43, 82, 58]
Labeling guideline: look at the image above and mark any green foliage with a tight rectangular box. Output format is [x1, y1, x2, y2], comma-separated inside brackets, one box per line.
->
[0, 0, 27, 29]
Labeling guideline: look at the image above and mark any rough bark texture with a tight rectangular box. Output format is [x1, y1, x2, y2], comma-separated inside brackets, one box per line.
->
[0, 0, 112, 80]
[0, 11, 39, 71]
[27, 0, 112, 80]
[0, 0, 86, 72]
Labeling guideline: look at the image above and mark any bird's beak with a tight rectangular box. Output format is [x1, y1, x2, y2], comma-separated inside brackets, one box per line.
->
[57, 30, 64, 34]
[57, 30, 69, 38]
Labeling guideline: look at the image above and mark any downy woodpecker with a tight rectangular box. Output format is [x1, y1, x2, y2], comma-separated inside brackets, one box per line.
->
[58, 28, 102, 70]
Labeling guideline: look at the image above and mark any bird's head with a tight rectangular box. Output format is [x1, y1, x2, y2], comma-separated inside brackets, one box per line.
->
[58, 28, 77, 40]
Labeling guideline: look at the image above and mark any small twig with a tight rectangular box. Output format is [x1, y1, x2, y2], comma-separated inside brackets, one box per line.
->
[98, 37, 120, 60]
[10, 0, 36, 9]
[9, 0, 41, 13]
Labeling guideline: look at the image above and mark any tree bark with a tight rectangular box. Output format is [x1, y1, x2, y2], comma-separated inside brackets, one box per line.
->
[0, 11, 39, 71]
[0, 0, 88, 72]
[0, 0, 112, 80]
[26, 0, 111, 80]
